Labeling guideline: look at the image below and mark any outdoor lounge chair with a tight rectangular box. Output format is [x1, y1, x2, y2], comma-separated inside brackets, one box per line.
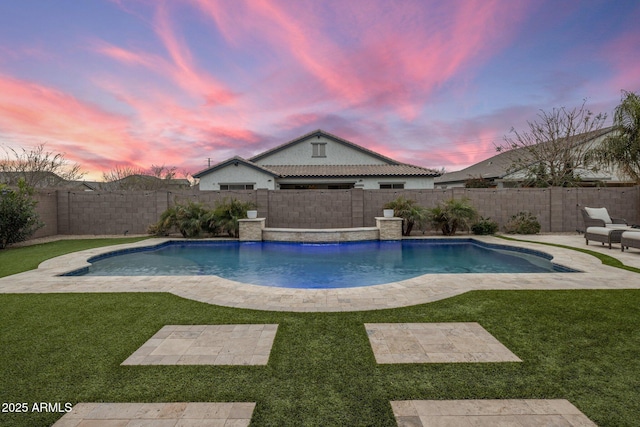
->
[581, 207, 629, 230]
[621, 231, 640, 253]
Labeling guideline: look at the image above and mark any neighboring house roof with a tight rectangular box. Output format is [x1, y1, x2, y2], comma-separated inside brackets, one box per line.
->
[249, 129, 402, 165]
[193, 129, 440, 180]
[436, 126, 617, 185]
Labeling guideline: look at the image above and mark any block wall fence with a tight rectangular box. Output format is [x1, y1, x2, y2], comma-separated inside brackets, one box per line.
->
[33, 187, 640, 238]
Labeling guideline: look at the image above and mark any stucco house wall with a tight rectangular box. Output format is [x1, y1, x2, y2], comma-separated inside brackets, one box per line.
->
[253, 134, 388, 166]
[198, 163, 275, 190]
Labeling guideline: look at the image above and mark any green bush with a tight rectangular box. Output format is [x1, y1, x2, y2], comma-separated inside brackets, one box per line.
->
[148, 197, 256, 238]
[471, 217, 499, 235]
[148, 201, 213, 238]
[426, 197, 478, 236]
[0, 180, 43, 249]
[213, 197, 257, 237]
[504, 211, 541, 234]
[383, 196, 428, 236]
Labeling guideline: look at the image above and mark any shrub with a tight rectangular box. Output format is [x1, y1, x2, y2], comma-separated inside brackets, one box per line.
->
[148, 197, 256, 238]
[383, 196, 428, 236]
[504, 211, 541, 234]
[471, 217, 499, 235]
[148, 201, 214, 238]
[213, 197, 257, 237]
[0, 180, 43, 249]
[426, 197, 478, 236]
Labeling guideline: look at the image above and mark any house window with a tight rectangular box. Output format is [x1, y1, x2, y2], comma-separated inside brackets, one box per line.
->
[220, 184, 254, 190]
[379, 183, 405, 189]
[311, 143, 326, 157]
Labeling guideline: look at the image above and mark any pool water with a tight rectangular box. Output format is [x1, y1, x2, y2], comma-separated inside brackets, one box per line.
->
[64, 240, 575, 289]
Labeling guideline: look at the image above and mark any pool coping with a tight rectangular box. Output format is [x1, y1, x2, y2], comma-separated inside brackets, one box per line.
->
[1, 236, 639, 312]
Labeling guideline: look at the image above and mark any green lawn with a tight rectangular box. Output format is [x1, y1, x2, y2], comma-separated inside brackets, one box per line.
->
[1, 239, 639, 426]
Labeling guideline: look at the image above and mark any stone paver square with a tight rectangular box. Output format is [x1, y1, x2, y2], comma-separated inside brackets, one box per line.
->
[122, 325, 278, 366]
[365, 323, 521, 364]
[53, 402, 256, 426]
[391, 399, 596, 426]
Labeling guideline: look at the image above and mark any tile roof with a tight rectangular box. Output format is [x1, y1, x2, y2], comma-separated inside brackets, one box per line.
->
[264, 164, 440, 177]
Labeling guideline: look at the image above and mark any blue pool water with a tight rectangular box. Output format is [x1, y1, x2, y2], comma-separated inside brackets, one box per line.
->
[63, 239, 575, 289]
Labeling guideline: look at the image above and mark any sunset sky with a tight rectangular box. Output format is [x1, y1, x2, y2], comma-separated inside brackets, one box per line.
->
[1, 1, 639, 180]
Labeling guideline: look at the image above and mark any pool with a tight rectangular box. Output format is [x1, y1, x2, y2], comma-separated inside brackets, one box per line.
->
[62, 239, 576, 289]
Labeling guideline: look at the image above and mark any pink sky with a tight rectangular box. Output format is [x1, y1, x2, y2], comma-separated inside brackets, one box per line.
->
[1, 0, 639, 180]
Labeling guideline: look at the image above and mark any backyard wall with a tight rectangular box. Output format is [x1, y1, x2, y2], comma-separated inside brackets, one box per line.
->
[33, 186, 640, 238]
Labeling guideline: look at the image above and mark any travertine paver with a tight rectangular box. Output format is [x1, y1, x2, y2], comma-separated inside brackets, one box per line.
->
[53, 402, 256, 426]
[121, 325, 278, 366]
[2, 235, 640, 312]
[391, 399, 597, 426]
[365, 323, 521, 364]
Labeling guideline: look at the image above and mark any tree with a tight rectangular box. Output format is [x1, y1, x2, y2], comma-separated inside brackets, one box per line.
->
[0, 144, 84, 188]
[495, 101, 607, 187]
[587, 90, 640, 184]
[0, 180, 44, 249]
[102, 164, 189, 190]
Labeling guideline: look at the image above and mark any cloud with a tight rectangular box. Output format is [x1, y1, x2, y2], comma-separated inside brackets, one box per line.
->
[190, 0, 530, 119]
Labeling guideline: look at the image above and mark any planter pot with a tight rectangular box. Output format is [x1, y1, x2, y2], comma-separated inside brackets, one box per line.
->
[247, 210, 258, 219]
[383, 209, 395, 218]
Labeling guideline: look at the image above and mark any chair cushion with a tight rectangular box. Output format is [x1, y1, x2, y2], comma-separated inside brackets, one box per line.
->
[605, 224, 631, 230]
[622, 231, 640, 241]
[585, 207, 612, 224]
[586, 227, 614, 236]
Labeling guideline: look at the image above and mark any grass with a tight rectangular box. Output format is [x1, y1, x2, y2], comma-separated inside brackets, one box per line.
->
[1, 238, 639, 426]
[1, 291, 639, 426]
[0, 237, 149, 277]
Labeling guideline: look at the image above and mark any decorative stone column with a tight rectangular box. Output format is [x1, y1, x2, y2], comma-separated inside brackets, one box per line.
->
[238, 218, 266, 241]
[375, 217, 403, 240]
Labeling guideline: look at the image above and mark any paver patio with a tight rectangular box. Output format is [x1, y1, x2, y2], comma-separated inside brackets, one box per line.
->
[365, 322, 521, 364]
[52, 402, 256, 427]
[391, 399, 597, 426]
[2, 235, 639, 312]
[121, 325, 278, 366]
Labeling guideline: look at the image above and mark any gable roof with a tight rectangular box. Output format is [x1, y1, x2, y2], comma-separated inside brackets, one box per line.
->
[249, 129, 401, 165]
[436, 126, 616, 184]
[193, 156, 280, 179]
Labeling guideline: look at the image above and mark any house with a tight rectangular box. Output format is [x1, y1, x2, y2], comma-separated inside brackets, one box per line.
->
[194, 129, 441, 190]
[435, 127, 631, 188]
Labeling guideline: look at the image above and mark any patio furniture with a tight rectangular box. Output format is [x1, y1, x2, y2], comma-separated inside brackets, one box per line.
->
[581, 207, 629, 230]
[621, 231, 640, 252]
[584, 227, 625, 249]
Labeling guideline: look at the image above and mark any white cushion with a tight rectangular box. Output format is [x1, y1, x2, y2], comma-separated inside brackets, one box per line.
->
[586, 227, 614, 236]
[605, 224, 631, 230]
[585, 207, 612, 224]
[622, 231, 640, 241]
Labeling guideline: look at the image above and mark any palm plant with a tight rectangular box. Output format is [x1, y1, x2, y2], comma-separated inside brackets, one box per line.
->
[213, 197, 257, 237]
[426, 197, 478, 236]
[383, 196, 428, 236]
[148, 201, 211, 238]
[588, 90, 640, 184]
